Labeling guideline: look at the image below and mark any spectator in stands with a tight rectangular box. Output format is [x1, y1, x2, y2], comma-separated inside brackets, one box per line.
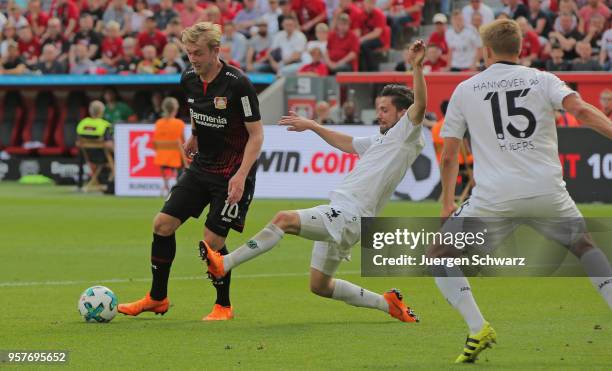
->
[0, 12, 5, 32]
[517, 17, 541, 67]
[25, 0, 50, 38]
[0, 41, 28, 75]
[555, 109, 580, 127]
[298, 45, 329, 76]
[278, 0, 293, 30]
[571, 41, 602, 70]
[103, 0, 134, 32]
[128, 0, 154, 36]
[152, 96, 185, 196]
[1, 23, 18, 58]
[33, 44, 66, 74]
[261, 0, 280, 34]
[577, 0, 610, 34]
[159, 42, 186, 73]
[51, 0, 80, 39]
[266, 15, 307, 74]
[548, 12, 584, 60]
[205, 5, 223, 26]
[600, 89, 612, 119]
[164, 17, 183, 45]
[545, 42, 572, 70]
[428, 13, 449, 63]
[220, 21, 247, 66]
[140, 91, 164, 122]
[100, 21, 124, 73]
[471, 12, 483, 31]
[234, 0, 263, 36]
[332, 0, 365, 34]
[137, 44, 163, 74]
[527, 0, 553, 41]
[599, 25, 612, 70]
[83, 0, 107, 31]
[216, 0, 241, 25]
[445, 10, 482, 71]
[6, 3, 29, 29]
[326, 13, 359, 73]
[341, 100, 364, 124]
[385, 0, 423, 49]
[76, 100, 113, 145]
[462, 0, 494, 27]
[156, 0, 179, 30]
[423, 43, 448, 72]
[73, 14, 103, 61]
[69, 42, 97, 74]
[395, 43, 412, 71]
[292, 0, 327, 38]
[179, 0, 206, 28]
[41, 18, 70, 64]
[102, 87, 136, 124]
[137, 16, 168, 55]
[502, 0, 529, 20]
[245, 20, 272, 72]
[358, 0, 387, 72]
[17, 25, 41, 66]
[582, 14, 605, 55]
[219, 44, 242, 68]
[115, 37, 141, 74]
[553, 0, 579, 33]
[314, 101, 335, 124]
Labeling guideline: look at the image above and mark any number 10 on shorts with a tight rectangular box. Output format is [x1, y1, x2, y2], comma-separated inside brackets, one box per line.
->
[221, 202, 239, 219]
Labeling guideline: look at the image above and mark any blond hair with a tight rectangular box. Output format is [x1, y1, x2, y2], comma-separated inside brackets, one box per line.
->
[181, 22, 222, 50]
[89, 100, 105, 118]
[480, 19, 522, 57]
[161, 97, 179, 118]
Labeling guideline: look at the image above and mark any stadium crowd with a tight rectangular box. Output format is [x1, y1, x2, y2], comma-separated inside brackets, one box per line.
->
[0, 0, 609, 77]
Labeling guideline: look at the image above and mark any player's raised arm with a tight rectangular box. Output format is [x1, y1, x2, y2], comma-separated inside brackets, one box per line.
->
[278, 112, 357, 153]
[406, 40, 427, 125]
[562, 94, 612, 139]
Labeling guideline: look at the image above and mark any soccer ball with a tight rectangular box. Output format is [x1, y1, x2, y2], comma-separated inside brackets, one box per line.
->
[77, 286, 118, 323]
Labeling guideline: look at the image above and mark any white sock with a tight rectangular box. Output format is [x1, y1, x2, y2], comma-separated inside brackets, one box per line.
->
[331, 279, 389, 312]
[435, 276, 485, 334]
[224, 223, 284, 271]
[580, 248, 612, 309]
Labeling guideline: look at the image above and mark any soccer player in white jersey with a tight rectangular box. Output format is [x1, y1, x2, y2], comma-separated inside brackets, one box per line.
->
[435, 19, 612, 363]
[200, 40, 428, 323]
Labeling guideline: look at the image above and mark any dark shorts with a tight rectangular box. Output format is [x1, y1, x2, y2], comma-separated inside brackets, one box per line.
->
[161, 168, 255, 237]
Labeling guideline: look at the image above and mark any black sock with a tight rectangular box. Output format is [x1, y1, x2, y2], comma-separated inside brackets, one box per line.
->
[150, 233, 176, 301]
[212, 246, 232, 307]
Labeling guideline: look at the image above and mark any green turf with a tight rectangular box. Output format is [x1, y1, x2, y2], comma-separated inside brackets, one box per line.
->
[1, 183, 611, 370]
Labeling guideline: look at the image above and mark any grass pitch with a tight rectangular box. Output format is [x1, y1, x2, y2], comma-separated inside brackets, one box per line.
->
[1, 183, 611, 370]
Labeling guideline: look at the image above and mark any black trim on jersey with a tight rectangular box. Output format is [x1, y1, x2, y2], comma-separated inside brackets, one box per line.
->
[495, 61, 519, 66]
[181, 60, 261, 179]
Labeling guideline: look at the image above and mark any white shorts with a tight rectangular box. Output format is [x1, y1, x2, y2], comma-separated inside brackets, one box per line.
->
[297, 204, 361, 276]
[444, 191, 585, 249]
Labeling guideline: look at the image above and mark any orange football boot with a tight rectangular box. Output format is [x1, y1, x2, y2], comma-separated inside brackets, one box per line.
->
[118, 293, 169, 316]
[202, 304, 234, 321]
[383, 289, 419, 323]
[199, 241, 226, 279]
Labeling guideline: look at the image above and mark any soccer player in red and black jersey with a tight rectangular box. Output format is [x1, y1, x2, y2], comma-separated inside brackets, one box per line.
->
[119, 22, 264, 321]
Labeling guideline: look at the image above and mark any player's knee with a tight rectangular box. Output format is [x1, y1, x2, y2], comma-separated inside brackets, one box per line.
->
[153, 214, 180, 236]
[271, 211, 298, 233]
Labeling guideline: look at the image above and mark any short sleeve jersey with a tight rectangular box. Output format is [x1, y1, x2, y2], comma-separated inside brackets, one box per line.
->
[330, 114, 424, 216]
[441, 62, 577, 202]
[181, 60, 261, 178]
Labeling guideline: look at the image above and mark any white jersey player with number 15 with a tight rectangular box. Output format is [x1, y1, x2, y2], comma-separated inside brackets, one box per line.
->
[434, 19, 612, 364]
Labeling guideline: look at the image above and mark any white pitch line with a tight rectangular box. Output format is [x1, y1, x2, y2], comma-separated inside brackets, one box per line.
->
[0, 271, 361, 288]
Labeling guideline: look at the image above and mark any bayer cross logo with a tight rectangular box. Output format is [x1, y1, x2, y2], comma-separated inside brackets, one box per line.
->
[247, 240, 258, 249]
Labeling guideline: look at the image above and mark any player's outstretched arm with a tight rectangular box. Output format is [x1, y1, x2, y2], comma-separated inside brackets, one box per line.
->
[279, 111, 357, 153]
[406, 40, 427, 125]
[440, 137, 461, 218]
[563, 94, 612, 139]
